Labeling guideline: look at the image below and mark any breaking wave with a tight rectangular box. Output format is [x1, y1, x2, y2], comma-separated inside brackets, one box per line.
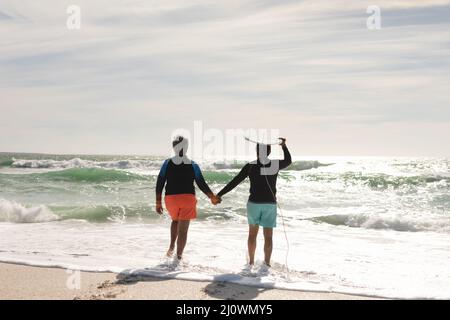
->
[311, 213, 450, 233]
[0, 199, 59, 223]
[39, 168, 148, 182]
[305, 172, 449, 189]
[10, 158, 162, 170]
[8, 158, 330, 172]
[0, 200, 238, 224]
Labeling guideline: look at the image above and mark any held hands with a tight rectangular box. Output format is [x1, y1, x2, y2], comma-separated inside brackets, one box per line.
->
[210, 194, 222, 205]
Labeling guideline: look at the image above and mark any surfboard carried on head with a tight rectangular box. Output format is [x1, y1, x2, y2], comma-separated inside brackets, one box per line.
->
[244, 136, 282, 146]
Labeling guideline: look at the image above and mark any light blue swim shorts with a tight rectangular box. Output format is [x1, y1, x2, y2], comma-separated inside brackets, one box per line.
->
[246, 201, 277, 228]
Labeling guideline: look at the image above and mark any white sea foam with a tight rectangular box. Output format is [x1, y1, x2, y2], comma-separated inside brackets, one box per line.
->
[0, 199, 59, 223]
[311, 213, 450, 233]
[1, 220, 450, 299]
[9, 158, 330, 172]
[11, 158, 162, 170]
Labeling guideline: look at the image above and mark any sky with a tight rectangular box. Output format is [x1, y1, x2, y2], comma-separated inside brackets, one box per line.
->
[0, 0, 449, 157]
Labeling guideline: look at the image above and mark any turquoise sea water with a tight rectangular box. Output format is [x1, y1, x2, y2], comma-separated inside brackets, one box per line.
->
[0, 153, 449, 298]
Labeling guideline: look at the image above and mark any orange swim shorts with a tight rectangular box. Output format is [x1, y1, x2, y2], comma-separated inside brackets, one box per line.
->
[164, 194, 197, 221]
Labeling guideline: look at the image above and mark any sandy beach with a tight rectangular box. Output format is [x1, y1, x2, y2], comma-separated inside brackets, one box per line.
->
[0, 262, 376, 300]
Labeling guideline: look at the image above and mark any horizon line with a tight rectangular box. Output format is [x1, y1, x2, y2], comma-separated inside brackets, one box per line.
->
[0, 151, 448, 159]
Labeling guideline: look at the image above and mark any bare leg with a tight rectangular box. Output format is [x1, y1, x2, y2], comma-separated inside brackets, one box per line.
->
[263, 228, 273, 267]
[248, 225, 259, 265]
[176, 220, 190, 259]
[167, 220, 178, 257]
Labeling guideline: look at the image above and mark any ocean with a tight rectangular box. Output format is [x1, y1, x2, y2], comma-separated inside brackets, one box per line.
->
[0, 152, 449, 299]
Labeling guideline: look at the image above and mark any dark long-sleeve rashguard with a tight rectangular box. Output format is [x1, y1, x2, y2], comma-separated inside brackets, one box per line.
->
[217, 145, 292, 203]
[156, 158, 213, 201]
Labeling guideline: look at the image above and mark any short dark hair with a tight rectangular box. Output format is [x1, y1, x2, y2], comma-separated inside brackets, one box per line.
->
[256, 143, 271, 157]
[172, 136, 188, 157]
[172, 136, 187, 148]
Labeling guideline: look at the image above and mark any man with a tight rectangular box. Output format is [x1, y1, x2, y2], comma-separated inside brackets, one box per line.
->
[156, 136, 220, 260]
[217, 138, 291, 268]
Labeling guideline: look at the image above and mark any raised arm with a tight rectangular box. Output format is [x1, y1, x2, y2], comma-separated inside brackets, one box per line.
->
[155, 159, 169, 214]
[279, 139, 292, 170]
[217, 163, 251, 198]
[192, 162, 215, 200]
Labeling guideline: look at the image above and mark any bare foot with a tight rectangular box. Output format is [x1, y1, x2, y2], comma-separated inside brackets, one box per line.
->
[166, 248, 174, 257]
[241, 263, 254, 276]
